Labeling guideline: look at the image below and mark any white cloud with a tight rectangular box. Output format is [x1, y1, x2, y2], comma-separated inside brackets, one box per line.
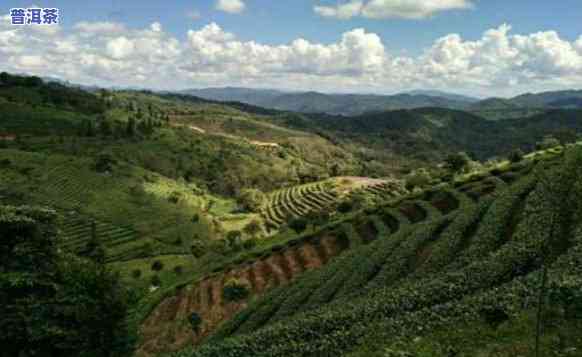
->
[216, 0, 246, 14]
[17, 55, 46, 68]
[74, 21, 126, 34]
[150, 22, 162, 32]
[184, 24, 384, 77]
[1, 19, 582, 97]
[106, 36, 135, 59]
[315, 0, 473, 20]
[314, 1, 363, 20]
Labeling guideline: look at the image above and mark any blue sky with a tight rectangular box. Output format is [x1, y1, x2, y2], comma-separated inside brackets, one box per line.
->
[1, 1, 582, 96]
[3, 0, 581, 53]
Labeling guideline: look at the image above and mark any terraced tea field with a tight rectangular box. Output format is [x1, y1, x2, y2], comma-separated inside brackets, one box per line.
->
[138, 154, 552, 356]
[58, 213, 138, 262]
[352, 179, 408, 200]
[261, 181, 341, 229]
[0, 149, 211, 264]
[261, 178, 407, 230]
[159, 148, 581, 357]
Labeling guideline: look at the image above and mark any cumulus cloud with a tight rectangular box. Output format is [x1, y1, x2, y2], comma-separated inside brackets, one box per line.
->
[216, 0, 246, 14]
[106, 36, 135, 59]
[74, 21, 126, 34]
[314, 1, 363, 20]
[1, 16, 582, 97]
[315, 0, 473, 20]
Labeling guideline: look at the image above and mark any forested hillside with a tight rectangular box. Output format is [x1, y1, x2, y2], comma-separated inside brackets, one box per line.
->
[168, 144, 582, 357]
[181, 86, 582, 117]
[2, 72, 582, 357]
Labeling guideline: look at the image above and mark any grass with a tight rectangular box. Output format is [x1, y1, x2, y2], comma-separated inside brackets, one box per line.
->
[110, 255, 198, 289]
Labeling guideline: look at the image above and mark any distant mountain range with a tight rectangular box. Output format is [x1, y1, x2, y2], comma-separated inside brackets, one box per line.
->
[40, 75, 582, 118]
[180, 87, 582, 117]
[180, 87, 477, 116]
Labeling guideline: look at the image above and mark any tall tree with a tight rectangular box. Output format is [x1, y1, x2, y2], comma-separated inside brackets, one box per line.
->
[84, 220, 106, 265]
[126, 116, 137, 137]
[0, 205, 133, 356]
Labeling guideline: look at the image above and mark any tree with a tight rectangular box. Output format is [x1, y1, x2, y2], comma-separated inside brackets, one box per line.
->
[189, 312, 202, 332]
[337, 200, 353, 214]
[444, 152, 471, 173]
[226, 230, 243, 251]
[330, 163, 341, 177]
[99, 119, 113, 136]
[84, 220, 106, 264]
[24, 76, 43, 87]
[536, 135, 560, 150]
[289, 217, 308, 234]
[151, 260, 164, 272]
[222, 278, 250, 302]
[126, 117, 137, 137]
[351, 191, 375, 210]
[405, 168, 432, 190]
[237, 188, 266, 212]
[151, 275, 161, 287]
[131, 269, 142, 279]
[508, 149, 524, 163]
[242, 238, 258, 250]
[191, 240, 206, 258]
[0, 71, 9, 84]
[168, 191, 183, 204]
[173, 266, 184, 275]
[243, 219, 263, 238]
[554, 128, 577, 146]
[80, 119, 96, 137]
[0, 205, 133, 356]
[95, 152, 116, 173]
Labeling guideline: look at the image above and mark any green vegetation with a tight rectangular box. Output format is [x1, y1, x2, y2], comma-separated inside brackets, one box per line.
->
[2, 73, 582, 357]
[170, 148, 582, 357]
[0, 205, 132, 356]
[222, 278, 251, 302]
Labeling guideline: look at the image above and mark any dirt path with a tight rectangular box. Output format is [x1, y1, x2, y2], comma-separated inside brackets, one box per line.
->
[170, 122, 279, 148]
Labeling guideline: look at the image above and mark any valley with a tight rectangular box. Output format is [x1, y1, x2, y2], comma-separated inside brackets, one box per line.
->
[2, 72, 582, 357]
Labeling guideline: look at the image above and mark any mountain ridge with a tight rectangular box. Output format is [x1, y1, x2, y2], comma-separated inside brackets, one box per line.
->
[179, 87, 582, 116]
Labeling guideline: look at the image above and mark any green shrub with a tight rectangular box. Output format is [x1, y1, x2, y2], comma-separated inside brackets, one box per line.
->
[237, 188, 266, 212]
[337, 200, 353, 213]
[151, 275, 161, 287]
[168, 191, 183, 204]
[189, 312, 202, 332]
[536, 135, 560, 150]
[131, 269, 142, 279]
[405, 169, 432, 190]
[151, 260, 164, 271]
[243, 220, 263, 238]
[222, 278, 250, 302]
[243, 238, 258, 250]
[173, 266, 184, 275]
[94, 152, 116, 172]
[444, 152, 470, 173]
[191, 240, 206, 258]
[508, 149, 524, 163]
[289, 217, 308, 234]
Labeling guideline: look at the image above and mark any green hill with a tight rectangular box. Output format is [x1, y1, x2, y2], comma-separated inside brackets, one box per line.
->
[3, 73, 582, 357]
[161, 146, 582, 357]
